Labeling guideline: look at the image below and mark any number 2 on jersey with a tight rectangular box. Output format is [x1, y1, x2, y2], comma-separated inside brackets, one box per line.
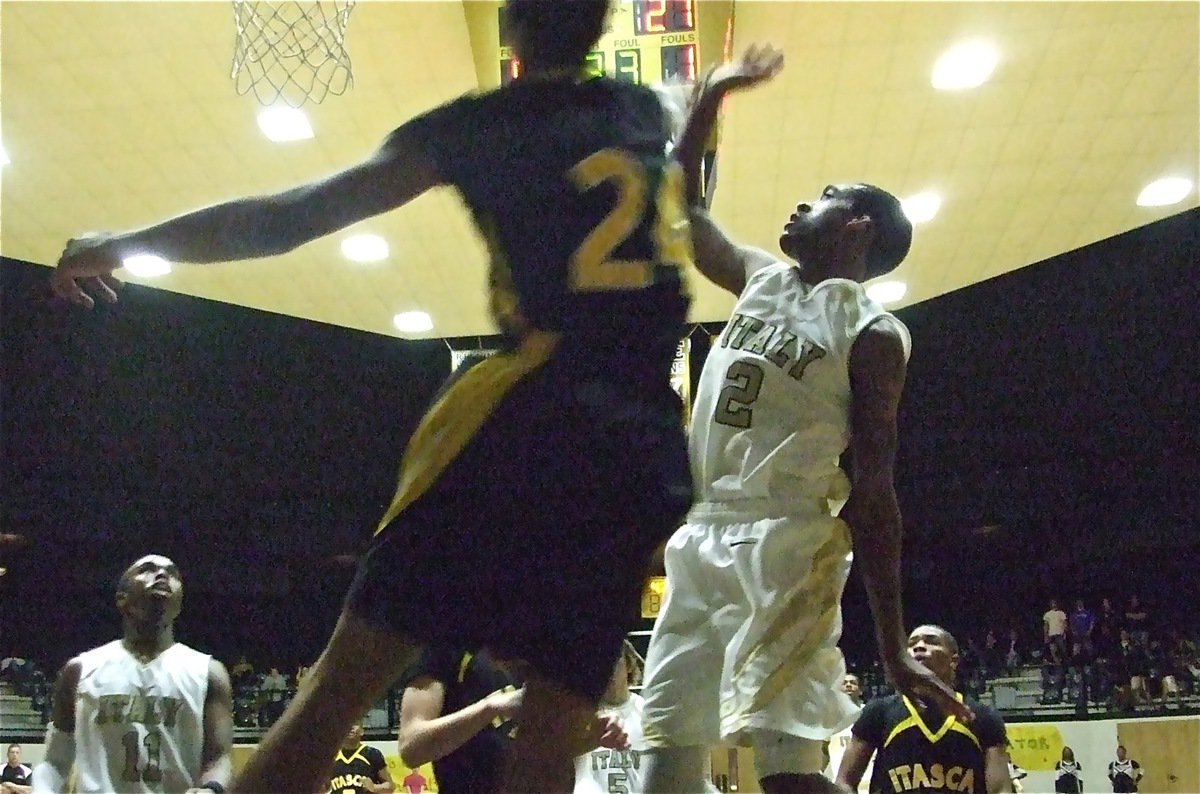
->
[713, 360, 765, 428]
[122, 728, 163, 783]
[567, 149, 691, 291]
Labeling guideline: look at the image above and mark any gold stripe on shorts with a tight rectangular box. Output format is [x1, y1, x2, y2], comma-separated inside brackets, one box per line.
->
[375, 330, 559, 534]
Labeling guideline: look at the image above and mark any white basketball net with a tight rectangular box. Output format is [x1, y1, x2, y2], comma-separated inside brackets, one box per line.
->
[231, 0, 356, 108]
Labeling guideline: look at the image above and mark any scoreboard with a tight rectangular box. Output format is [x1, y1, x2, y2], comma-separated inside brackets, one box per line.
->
[499, 0, 700, 86]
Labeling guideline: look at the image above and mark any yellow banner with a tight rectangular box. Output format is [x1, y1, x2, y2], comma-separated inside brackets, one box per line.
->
[1006, 724, 1064, 772]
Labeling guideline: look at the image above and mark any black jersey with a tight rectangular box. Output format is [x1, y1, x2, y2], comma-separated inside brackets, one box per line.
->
[404, 647, 521, 794]
[852, 694, 1006, 793]
[404, 74, 692, 382]
[327, 743, 388, 794]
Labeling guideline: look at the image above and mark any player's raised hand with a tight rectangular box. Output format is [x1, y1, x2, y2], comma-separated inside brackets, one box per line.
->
[705, 43, 785, 95]
[885, 654, 975, 723]
[52, 233, 124, 309]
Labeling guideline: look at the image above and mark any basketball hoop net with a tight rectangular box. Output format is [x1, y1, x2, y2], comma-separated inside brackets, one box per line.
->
[231, 0, 356, 108]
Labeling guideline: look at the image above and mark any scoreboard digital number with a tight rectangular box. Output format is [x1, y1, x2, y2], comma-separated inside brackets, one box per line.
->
[499, 0, 699, 86]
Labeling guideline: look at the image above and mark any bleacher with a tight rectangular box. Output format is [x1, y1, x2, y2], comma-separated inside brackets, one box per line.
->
[0, 681, 45, 735]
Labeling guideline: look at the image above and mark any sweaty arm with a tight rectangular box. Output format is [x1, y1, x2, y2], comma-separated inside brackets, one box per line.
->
[52, 125, 445, 308]
[672, 74, 775, 296]
[31, 660, 81, 793]
[192, 660, 234, 791]
[396, 677, 516, 769]
[839, 322, 910, 664]
[835, 735, 876, 791]
[985, 748, 1014, 794]
[106, 126, 442, 263]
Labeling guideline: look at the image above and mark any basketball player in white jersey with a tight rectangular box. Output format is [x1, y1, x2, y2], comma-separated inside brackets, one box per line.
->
[32, 555, 233, 794]
[574, 641, 647, 794]
[640, 46, 970, 794]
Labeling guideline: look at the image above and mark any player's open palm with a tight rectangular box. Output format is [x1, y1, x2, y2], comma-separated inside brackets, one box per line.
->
[52, 233, 123, 309]
[885, 654, 974, 722]
[707, 43, 785, 95]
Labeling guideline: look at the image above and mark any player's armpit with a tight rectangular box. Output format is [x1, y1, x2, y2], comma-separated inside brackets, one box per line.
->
[198, 659, 234, 788]
[689, 208, 776, 296]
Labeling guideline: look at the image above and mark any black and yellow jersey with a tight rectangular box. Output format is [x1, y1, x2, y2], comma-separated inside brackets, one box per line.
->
[402, 647, 521, 794]
[403, 74, 692, 382]
[852, 693, 1006, 793]
[327, 742, 388, 794]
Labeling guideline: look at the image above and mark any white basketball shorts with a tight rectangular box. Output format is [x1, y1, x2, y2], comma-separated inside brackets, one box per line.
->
[640, 502, 861, 748]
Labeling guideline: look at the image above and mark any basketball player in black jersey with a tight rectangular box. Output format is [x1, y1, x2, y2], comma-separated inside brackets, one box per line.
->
[836, 626, 1011, 793]
[327, 724, 393, 794]
[51, 2, 691, 791]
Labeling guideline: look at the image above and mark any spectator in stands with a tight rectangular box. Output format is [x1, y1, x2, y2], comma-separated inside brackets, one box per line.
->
[1044, 599, 1068, 658]
[1004, 628, 1024, 673]
[981, 629, 1002, 679]
[0, 744, 32, 794]
[1118, 630, 1151, 706]
[840, 672, 863, 707]
[230, 655, 254, 686]
[1067, 641, 1092, 711]
[1107, 745, 1142, 793]
[1099, 597, 1123, 657]
[1123, 597, 1149, 646]
[1041, 639, 1065, 704]
[1068, 599, 1096, 657]
[260, 666, 288, 727]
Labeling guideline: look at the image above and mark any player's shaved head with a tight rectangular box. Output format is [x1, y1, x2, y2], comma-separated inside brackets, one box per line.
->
[504, 0, 610, 70]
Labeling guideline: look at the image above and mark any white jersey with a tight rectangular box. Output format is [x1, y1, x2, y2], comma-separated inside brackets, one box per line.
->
[574, 693, 647, 794]
[690, 266, 911, 511]
[73, 640, 210, 794]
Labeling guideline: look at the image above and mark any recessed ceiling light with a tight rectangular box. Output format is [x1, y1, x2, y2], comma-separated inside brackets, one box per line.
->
[1136, 177, 1193, 207]
[341, 233, 389, 262]
[393, 311, 433, 333]
[122, 254, 172, 278]
[256, 106, 314, 142]
[0, 144, 9, 167]
[901, 192, 941, 224]
[931, 40, 998, 91]
[867, 280, 907, 304]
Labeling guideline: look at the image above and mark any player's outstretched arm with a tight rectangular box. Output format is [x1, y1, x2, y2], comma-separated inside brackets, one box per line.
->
[51, 126, 444, 309]
[187, 659, 234, 794]
[30, 660, 81, 794]
[840, 323, 972, 722]
[674, 44, 783, 297]
[396, 678, 522, 768]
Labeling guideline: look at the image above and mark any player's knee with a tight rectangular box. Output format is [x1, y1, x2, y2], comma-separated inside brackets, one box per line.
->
[752, 731, 826, 780]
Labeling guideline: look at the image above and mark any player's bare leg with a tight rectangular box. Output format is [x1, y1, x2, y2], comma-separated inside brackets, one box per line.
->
[231, 610, 420, 794]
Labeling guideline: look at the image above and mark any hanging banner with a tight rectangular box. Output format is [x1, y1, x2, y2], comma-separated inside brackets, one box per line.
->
[671, 338, 691, 426]
[450, 348, 496, 373]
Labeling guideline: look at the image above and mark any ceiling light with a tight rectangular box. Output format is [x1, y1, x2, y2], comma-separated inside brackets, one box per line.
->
[122, 254, 172, 278]
[341, 234, 389, 262]
[1136, 177, 1193, 207]
[393, 311, 433, 333]
[931, 40, 998, 90]
[901, 192, 941, 224]
[867, 280, 907, 304]
[0, 144, 9, 167]
[256, 106, 314, 142]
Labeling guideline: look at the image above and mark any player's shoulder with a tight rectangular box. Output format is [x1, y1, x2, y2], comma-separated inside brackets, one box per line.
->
[364, 744, 386, 761]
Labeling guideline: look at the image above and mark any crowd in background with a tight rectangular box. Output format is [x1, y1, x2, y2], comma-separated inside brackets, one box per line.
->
[6, 593, 1199, 732]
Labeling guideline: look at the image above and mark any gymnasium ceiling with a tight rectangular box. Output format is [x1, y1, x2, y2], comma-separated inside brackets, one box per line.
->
[1, 1, 1197, 340]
